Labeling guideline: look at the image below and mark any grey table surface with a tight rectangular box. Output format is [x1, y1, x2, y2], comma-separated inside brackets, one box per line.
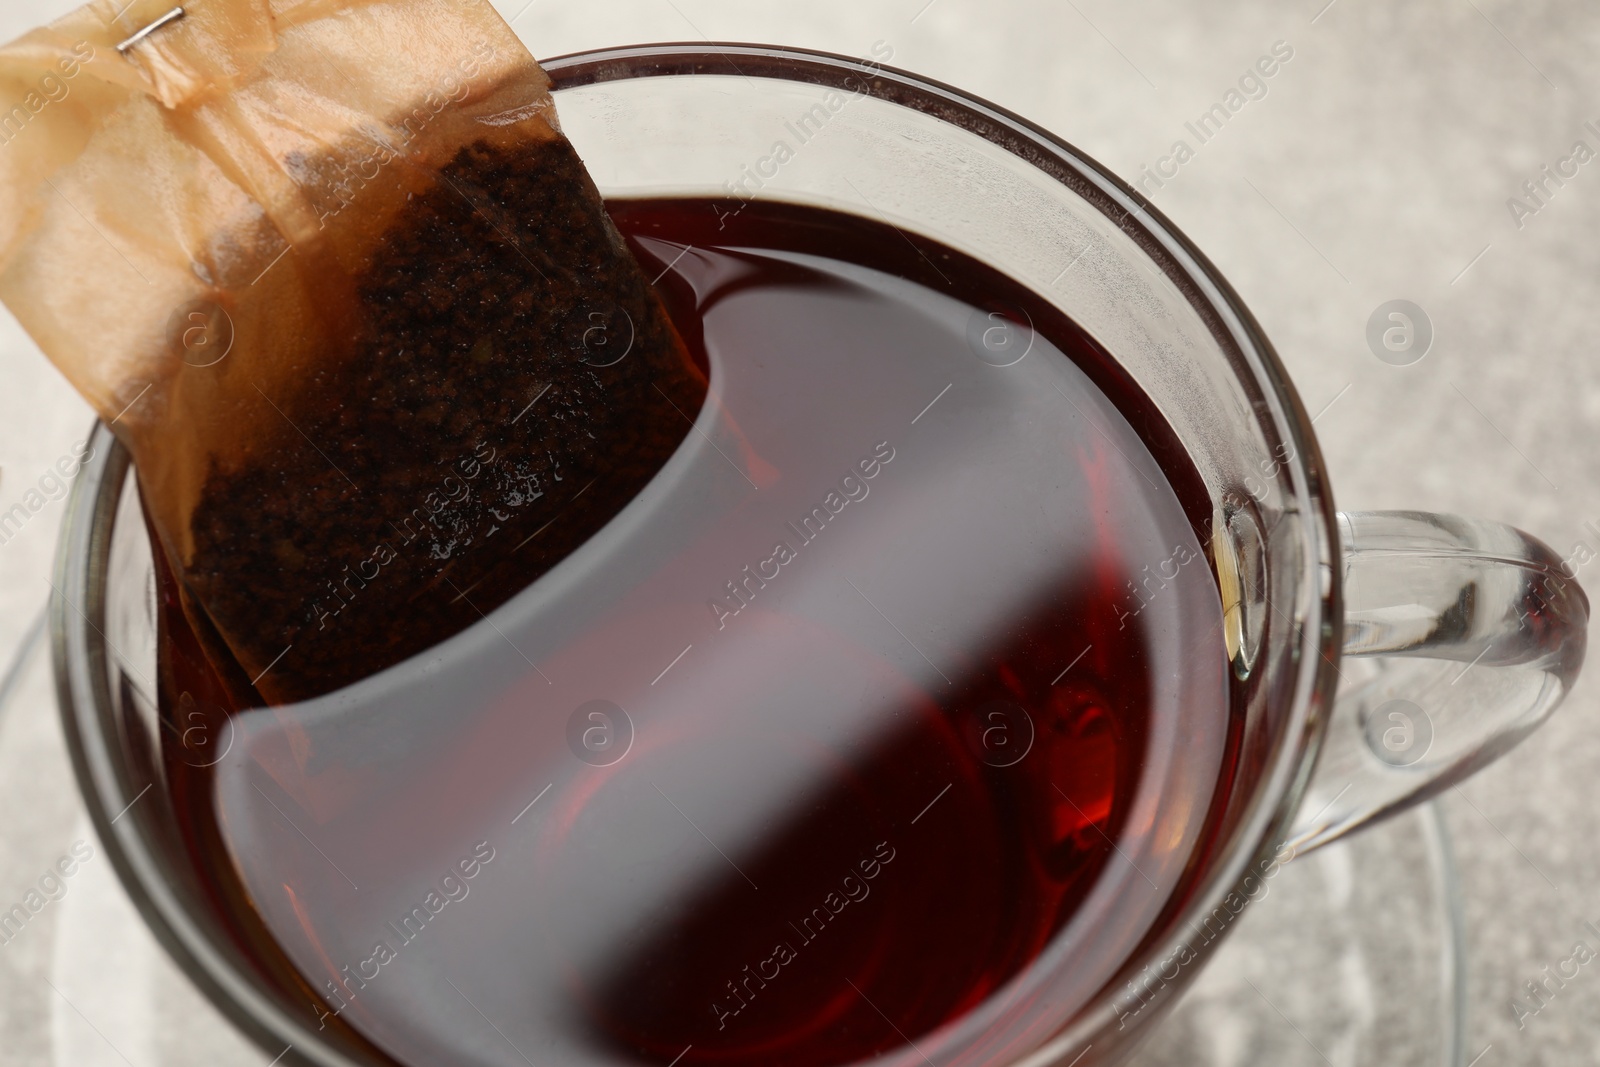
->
[1, 1, 1596, 1064]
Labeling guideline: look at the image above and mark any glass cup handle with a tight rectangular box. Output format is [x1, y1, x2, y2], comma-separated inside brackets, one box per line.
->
[1286, 510, 1588, 853]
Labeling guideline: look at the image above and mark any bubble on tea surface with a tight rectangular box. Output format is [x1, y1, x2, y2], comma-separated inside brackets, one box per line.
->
[1361, 697, 1433, 767]
[567, 699, 634, 766]
[166, 299, 235, 368]
[966, 303, 1034, 367]
[1365, 300, 1432, 366]
[963, 699, 1035, 767]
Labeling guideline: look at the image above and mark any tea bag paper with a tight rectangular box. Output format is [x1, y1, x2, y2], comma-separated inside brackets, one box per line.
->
[0, 0, 707, 702]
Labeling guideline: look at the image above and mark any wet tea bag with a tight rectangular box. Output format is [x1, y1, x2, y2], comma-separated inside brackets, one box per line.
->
[0, 0, 707, 703]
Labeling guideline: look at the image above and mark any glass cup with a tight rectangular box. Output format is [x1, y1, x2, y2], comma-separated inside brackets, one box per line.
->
[51, 44, 1586, 1067]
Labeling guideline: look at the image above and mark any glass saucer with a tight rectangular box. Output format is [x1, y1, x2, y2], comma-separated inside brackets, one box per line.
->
[1129, 800, 1465, 1067]
[0, 615, 1463, 1066]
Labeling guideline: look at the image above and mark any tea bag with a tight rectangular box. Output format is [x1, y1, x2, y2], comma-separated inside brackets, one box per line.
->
[0, 0, 707, 703]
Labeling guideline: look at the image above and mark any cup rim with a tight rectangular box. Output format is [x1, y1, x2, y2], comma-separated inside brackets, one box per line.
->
[51, 42, 1342, 1067]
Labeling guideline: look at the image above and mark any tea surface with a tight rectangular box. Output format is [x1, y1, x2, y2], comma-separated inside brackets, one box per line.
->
[160, 199, 1232, 1067]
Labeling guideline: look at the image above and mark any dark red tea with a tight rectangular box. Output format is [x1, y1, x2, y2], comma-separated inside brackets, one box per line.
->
[159, 199, 1233, 1067]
